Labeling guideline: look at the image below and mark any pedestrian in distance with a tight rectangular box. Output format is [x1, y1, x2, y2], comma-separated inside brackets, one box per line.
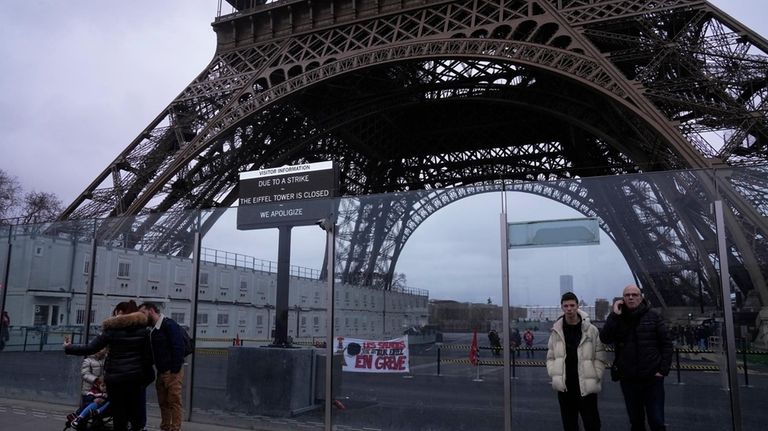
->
[600, 284, 673, 431]
[488, 329, 502, 357]
[139, 302, 186, 431]
[546, 292, 607, 431]
[523, 329, 535, 358]
[511, 328, 522, 357]
[64, 300, 154, 431]
[0, 311, 10, 350]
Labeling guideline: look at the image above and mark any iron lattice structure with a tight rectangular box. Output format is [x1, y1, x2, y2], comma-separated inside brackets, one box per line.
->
[60, 0, 768, 308]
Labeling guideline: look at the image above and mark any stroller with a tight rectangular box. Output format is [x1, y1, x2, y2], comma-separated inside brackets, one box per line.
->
[63, 384, 113, 431]
[63, 402, 112, 431]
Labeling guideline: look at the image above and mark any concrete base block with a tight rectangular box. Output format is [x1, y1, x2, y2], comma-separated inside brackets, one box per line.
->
[225, 346, 316, 417]
[752, 307, 768, 350]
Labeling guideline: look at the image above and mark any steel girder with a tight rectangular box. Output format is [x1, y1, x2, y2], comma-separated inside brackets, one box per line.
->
[58, 0, 768, 308]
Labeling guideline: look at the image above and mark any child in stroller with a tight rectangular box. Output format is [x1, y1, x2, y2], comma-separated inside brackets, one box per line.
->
[64, 380, 110, 430]
[64, 347, 111, 430]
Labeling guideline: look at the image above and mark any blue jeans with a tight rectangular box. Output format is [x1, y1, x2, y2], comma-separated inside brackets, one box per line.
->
[620, 377, 666, 431]
[79, 400, 110, 419]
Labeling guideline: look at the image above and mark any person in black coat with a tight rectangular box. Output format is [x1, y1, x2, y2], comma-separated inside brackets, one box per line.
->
[600, 284, 673, 431]
[64, 301, 154, 431]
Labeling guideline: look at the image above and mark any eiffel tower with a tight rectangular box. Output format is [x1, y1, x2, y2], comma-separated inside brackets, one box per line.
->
[59, 0, 768, 309]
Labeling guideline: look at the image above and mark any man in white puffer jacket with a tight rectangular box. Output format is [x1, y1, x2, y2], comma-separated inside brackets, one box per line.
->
[547, 292, 608, 431]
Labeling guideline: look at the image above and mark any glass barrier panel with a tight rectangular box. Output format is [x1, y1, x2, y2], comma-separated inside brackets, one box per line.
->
[716, 165, 768, 431]
[76, 210, 199, 429]
[332, 186, 505, 430]
[506, 169, 733, 430]
[194, 206, 328, 429]
[0, 218, 98, 406]
[2, 165, 764, 430]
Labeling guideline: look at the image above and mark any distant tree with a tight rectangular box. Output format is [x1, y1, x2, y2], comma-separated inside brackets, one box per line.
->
[487, 297, 492, 305]
[20, 191, 63, 224]
[391, 272, 407, 290]
[0, 169, 62, 224]
[0, 169, 21, 220]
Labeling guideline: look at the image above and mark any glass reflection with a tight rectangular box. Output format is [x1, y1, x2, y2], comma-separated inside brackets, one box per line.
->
[194, 206, 327, 429]
[332, 188, 505, 430]
[506, 170, 733, 430]
[716, 165, 768, 431]
[0, 166, 766, 430]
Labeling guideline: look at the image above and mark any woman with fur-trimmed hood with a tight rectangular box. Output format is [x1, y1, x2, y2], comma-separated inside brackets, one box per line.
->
[65, 300, 154, 431]
[546, 292, 607, 431]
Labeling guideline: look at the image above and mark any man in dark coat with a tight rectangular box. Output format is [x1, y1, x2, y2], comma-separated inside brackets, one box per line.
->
[511, 328, 522, 357]
[64, 301, 153, 431]
[488, 329, 501, 356]
[600, 284, 673, 431]
[140, 302, 185, 431]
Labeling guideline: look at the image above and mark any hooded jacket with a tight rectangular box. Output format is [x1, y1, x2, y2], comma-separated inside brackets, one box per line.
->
[65, 311, 154, 386]
[80, 355, 105, 395]
[599, 300, 673, 379]
[546, 309, 608, 396]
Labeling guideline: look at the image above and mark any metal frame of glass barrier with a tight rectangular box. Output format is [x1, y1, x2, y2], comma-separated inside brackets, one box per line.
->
[714, 200, 743, 431]
[499, 194, 512, 431]
[1, 225, 11, 329]
[322, 218, 335, 431]
[186, 222, 202, 422]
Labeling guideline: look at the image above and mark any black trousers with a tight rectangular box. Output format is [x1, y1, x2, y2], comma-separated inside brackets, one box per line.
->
[557, 391, 601, 431]
[108, 381, 145, 431]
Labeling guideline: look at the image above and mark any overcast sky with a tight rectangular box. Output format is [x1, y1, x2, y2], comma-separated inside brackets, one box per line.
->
[1, 1, 765, 306]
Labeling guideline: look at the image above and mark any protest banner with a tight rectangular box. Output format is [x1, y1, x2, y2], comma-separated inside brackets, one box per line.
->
[335, 336, 410, 373]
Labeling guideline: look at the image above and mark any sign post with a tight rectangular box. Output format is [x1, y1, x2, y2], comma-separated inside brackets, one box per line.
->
[237, 161, 338, 346]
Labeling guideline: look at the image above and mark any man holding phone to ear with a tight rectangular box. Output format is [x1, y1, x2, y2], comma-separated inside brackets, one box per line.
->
[600, 284, 673, 431]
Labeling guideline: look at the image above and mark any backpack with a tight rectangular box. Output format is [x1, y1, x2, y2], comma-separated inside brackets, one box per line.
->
[181, 328, 194, 357]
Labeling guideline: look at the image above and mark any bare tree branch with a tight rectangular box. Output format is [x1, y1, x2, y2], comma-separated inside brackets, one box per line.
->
[0, 169, 21, 221]
[0, 169, 63, 224]
[20, 191, 63, 224]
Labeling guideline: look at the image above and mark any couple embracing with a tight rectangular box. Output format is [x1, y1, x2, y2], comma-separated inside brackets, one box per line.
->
[64, 300, 186, 431]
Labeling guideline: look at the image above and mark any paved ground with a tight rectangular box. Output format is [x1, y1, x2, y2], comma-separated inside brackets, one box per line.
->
[0, 397, 235, 431]
[1, 330, 767, 430]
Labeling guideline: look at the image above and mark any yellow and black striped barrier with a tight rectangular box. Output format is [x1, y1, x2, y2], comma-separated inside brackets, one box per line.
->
[434, 342, 765, 383]
[194, 348, 229, 357]
[437, 343, 768, 356]
[441, 358, 746, 372]
[443, 358, 546, 367]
